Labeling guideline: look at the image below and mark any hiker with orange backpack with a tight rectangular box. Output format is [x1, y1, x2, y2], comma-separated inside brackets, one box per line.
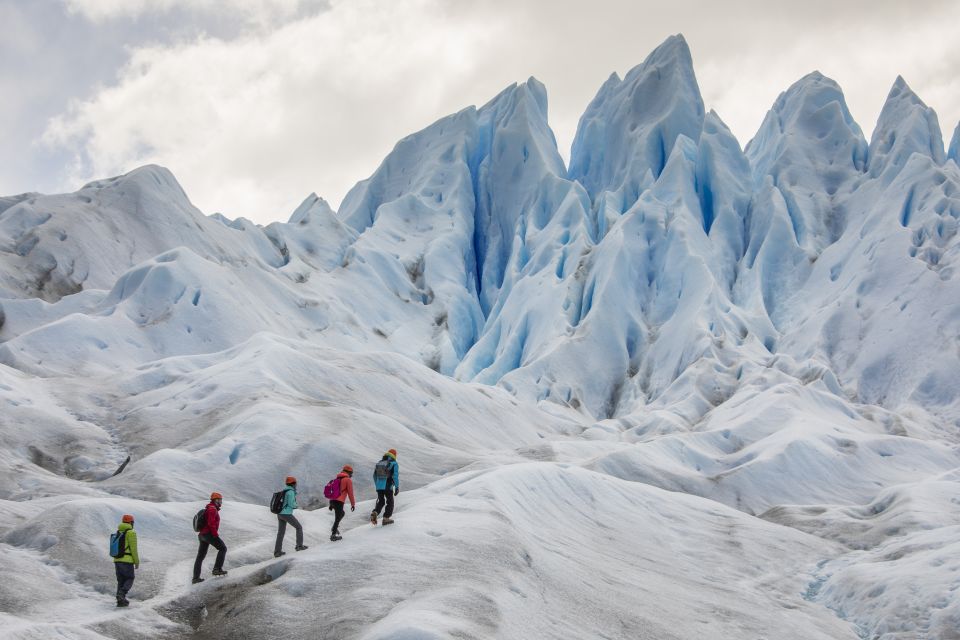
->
[370, 449, 399, 525]
[325, 465, 356, 541]
[274, 476, 308, 557]
[192, 492, 228, 584]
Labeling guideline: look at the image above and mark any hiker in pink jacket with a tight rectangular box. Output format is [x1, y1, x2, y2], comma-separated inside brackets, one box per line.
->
[328, 465, 356, 541]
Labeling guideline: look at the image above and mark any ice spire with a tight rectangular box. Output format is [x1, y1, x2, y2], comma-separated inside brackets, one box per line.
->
[471, 77, 570, 315]
[744, 72, 867, 255]
[948, 121, 959, 164]
[868, 76, 946, 180]
[334, 78, 577, 373]
[264, 193, 357, 272]
[746, 72, 867, 187]
[568, 34, 705, 204]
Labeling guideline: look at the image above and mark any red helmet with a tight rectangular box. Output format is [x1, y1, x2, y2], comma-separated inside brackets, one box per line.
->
[285, 476, 297, 485]
[210, 492, 223, 500]
[342, 465, 353, 473]
[121, 514, 134, 524]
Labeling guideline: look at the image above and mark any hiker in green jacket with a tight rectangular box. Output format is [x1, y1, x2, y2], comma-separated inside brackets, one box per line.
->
[113, 514, 139, 607]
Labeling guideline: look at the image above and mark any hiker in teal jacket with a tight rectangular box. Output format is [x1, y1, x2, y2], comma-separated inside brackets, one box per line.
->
[280, 484, 297, 515]
[112, 514, 139, 607]
[370, 449, 400, 525]
[274, 476, 308, 557]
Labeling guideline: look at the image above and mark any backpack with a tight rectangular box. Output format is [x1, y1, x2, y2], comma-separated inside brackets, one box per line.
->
[323, 477, 342, 500]
[374, 459, 393, 484]
[109, 530, 127, 558]
[269, 489, 287, 514]
[192, 507, 207, 532]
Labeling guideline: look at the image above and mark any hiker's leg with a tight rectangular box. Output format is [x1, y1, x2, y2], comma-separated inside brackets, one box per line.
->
[288, 515, 304, 548]
[193, 535, 210, 579]
[210, 536, 227, 570]
[374, 490, 386, 515]
[385, 490, 395, 518]
[332, 501, 345, 534]
[116, 563, 134, 598]
[274, 516, 288, 554]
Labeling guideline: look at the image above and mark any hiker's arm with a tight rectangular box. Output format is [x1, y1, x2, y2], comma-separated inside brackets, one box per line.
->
[129, 530, 140, 567]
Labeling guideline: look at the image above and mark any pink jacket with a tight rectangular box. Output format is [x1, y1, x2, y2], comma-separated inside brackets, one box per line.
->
[337, 473, 356, 507]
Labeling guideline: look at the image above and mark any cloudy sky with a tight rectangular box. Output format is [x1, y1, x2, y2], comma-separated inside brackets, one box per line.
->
[2, 0, 958, 224]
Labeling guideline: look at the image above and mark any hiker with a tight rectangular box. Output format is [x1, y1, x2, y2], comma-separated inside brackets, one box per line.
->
[112, 514, 139, 607]
[193, 491, 228, 584]
[275, 476, 308, 557]
[370, 448, 400, 525]
[328, 465, 356, 541]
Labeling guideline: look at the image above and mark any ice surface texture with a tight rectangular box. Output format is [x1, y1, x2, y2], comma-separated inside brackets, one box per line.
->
[2, 33, 960, 639]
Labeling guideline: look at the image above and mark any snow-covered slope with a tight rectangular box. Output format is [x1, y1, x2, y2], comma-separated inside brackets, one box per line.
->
[3, 33, 960, 639]
[0, 166, 285, 301]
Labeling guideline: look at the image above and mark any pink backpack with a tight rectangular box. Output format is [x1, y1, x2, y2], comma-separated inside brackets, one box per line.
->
[323, 477, 341, 500]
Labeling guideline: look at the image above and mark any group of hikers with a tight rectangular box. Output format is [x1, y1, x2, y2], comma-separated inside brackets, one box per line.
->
[109, 448, 400, 607]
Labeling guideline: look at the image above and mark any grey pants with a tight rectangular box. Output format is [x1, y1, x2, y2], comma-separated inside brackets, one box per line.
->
[275, 514, 303, 553]
[115, 562, 135, 599]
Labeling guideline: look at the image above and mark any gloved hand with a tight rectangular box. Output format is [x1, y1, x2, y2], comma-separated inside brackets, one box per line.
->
[394, 488, 399, 496]
[351, 505, 355, 512]
[328, 504, 333, 511]
[134, 564, 139, 570]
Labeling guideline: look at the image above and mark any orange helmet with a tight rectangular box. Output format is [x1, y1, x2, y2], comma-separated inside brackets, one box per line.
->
[210, 492, 223, 500]
[342, 465, 353, 473]
[121, 514, 134, 523]
[285, 476, 297, 485]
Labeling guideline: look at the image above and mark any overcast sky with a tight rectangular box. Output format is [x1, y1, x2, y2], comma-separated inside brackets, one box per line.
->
[2, 0, 958, 224]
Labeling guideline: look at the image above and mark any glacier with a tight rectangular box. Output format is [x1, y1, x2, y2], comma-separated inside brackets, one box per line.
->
[2, 33, 960, 639]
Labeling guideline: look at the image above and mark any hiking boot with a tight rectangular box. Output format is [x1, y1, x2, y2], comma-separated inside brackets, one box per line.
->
[274, 551, 286, 558]
[295, 545, 309, 551]
[192, 577, 205, 584]
[330, 534, 342, 541]
[116, 597, 129, 607]
[370, 511, 378, 525]
[212, 568, 228, 576]
[382, 517, 394, 525]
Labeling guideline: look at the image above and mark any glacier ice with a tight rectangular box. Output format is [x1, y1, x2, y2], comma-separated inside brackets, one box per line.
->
[868, 76, 946, 182]
[2, 33, 960, 640]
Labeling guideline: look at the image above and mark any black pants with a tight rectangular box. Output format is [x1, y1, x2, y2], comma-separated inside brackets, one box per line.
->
[373, 489, 394, 518]
[193, 533, 227, 579]
[275, 514, 303, 553]
[115, 562, 135, 599]
[330, 500, 345, 534]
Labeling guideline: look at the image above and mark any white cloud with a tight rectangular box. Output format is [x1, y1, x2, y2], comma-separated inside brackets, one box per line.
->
[46, 0, 507, 221]
[63, 0, 317, 26]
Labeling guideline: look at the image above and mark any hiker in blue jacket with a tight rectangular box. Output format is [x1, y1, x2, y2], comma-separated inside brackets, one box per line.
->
[370, 448, 400, 525]
[274, 476, 308, 557]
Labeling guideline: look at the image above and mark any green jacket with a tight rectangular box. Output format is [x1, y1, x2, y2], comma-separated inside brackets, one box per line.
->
[113, 522, 139, 565]
[280, 486, 297, 515]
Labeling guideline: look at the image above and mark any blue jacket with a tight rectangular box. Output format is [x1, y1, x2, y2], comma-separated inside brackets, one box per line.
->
[280, 486, 298, 515]
[373, 458, 399, 491]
